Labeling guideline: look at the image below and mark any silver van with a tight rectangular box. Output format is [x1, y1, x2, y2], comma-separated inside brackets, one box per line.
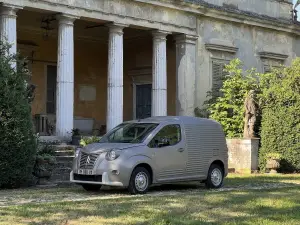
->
[70, 116, 228, 194]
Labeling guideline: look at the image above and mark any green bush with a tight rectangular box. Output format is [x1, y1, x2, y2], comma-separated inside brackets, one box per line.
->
[80, 136, 101, 147]
[259, 59, 300, 172]
[0, 43, 37, 188]
[203, 59, 259, 138]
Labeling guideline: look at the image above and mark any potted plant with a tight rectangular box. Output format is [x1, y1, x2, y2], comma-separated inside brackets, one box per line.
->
[266, 152, 282, 173]
[72, 128, 81, 145]
[32, 144, 57, 185]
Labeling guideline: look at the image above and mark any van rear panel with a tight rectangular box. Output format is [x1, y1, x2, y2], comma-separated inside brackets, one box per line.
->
[183, 120, 228, 178]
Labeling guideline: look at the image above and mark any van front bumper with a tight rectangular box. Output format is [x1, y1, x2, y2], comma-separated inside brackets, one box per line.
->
[70, 171, 124, 187]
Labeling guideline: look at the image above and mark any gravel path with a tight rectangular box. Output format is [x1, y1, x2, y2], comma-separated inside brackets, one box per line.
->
[1, 182, 299, 207]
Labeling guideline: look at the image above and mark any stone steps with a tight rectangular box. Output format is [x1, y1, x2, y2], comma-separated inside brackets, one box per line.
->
[50, 144, 76, 183]
[55, 161, 73, 169]
[50, 172, 71, 182]
[56, 156, 75, 162]
[55, 149, 75, 156]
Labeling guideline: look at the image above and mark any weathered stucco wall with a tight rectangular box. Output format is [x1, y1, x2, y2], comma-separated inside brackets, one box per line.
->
[198, 0, 293, 19]
[12, 0, 300, 124]
[195, 17, 297, 109]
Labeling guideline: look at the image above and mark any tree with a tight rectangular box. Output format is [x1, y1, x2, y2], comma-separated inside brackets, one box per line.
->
[0, 42, 37, 188]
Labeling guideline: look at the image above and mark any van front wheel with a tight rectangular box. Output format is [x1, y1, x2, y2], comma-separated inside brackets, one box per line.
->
[205, 164, 224, 189]
[128, 167, 150, 195]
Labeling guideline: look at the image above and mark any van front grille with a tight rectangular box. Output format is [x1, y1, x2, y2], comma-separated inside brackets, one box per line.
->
[79, 152, 99, 169]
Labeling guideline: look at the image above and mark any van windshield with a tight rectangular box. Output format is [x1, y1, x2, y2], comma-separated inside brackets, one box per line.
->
[100, 123, 159, 143]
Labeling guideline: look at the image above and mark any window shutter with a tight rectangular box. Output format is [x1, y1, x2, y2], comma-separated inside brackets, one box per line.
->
[263, 65, 271, 73]
[212, 60, 228, 97]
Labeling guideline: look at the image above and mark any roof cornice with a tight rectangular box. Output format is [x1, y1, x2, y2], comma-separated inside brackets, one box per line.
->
[135, 0, 300, 35]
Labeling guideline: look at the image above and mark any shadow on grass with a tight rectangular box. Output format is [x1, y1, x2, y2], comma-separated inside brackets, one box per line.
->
[1, 186, 300, 225]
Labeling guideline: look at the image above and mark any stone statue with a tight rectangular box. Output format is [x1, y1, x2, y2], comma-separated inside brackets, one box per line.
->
[243, 90, 257, 138]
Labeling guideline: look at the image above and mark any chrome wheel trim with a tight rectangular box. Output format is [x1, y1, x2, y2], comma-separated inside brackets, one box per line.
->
[135, 172, 148, 192]
[211, 168, 223, 186]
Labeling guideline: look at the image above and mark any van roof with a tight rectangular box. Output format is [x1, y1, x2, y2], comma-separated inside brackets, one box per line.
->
[125, 116, 220, 126]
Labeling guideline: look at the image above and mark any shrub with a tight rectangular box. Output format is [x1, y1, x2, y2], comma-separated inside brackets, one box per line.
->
[203, 59, 259, 138]
[0, 42, 37, 188]
[80, 136, 101, 147]
[259, 59, 300, 172]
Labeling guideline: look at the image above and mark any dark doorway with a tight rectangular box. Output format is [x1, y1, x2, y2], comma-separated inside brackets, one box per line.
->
[46, 65, 57, 114]
[136, 84, 152, 119]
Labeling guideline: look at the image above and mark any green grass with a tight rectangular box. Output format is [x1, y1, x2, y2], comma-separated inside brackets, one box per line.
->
[0, 174, 300, 225]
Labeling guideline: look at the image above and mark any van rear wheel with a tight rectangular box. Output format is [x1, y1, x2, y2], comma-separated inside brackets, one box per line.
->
[205, 164, 224, 189]
[128, 167, 150, 195]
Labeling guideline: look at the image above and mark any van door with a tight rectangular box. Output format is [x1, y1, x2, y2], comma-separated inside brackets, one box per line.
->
[147, 124, 187, 182]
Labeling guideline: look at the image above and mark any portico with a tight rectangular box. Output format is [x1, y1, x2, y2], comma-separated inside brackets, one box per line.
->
[0, 1, 197, 139]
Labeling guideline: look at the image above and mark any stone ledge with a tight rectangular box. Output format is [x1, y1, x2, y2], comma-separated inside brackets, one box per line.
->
[258, 51, 289, 61]
[205, 43, 238, 53]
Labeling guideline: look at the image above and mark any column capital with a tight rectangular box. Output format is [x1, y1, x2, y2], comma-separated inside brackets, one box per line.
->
[106, 22, 128, 35]
[57, 13, 79, 26]
[175, 34, 198, 45]
[1, 3, 23, 17]
[152, 30, 170, 41]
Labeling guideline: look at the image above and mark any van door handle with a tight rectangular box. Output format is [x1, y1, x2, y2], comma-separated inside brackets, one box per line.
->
[177, 148, 184, 152]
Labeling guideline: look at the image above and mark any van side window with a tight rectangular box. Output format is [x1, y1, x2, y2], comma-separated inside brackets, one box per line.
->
[148, 124, 181, 148]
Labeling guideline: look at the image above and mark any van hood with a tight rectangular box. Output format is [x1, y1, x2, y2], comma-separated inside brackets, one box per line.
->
[81, 142, 145, 154]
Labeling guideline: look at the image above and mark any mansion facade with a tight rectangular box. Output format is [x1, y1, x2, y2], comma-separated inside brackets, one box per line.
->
[0, 0, 299, 138]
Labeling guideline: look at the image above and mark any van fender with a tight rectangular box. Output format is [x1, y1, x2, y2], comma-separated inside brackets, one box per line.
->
[206, 157, 227, 178]
[125, 155, 156, 179]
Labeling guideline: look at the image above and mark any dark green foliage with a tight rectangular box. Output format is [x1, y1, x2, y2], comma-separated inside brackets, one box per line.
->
[259, 59, 300, 172]
[0, 42, 37, 188]
[32, 143, 56, 180]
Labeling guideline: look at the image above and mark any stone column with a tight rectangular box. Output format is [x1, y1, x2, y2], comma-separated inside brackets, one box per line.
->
[0, 4, 22, 67]
[151, 30, 169, 117]
[56, 14, 78, 138]
[106, 23, 127, 131]
[175, 34, 198, 116]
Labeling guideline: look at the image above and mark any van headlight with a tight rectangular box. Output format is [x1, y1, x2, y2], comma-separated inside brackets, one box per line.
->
[106, 149, 120, 161]
[75, 147, 82, 158]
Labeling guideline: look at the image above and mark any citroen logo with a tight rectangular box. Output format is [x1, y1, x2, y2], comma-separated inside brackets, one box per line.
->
[86, 156, 91, 164]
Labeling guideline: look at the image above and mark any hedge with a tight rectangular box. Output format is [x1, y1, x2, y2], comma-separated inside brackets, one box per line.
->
[259, 59, 300, 172]
[0, 43, 37, 188]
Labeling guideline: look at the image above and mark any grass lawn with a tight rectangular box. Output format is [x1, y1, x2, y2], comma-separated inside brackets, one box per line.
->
[0, 174, 300, 225]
